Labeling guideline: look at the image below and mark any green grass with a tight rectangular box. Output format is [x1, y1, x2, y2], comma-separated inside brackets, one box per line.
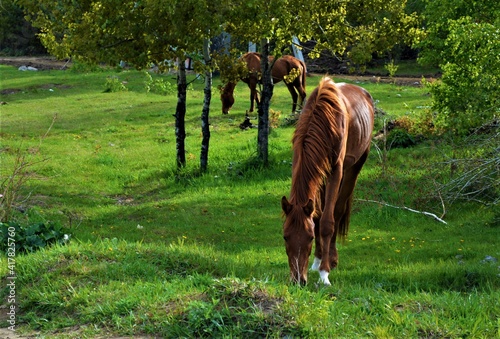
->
[0, 64, 499, 338]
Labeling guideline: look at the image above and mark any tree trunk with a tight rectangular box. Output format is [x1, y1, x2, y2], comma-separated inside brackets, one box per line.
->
[175, 61, 187, 169]
[257, 39, 274, 166]
[200, 38, 212, 173]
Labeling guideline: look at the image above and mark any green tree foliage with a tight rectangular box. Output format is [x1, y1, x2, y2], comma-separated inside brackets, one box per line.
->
[428, 19, 499, 134]
[286, 0, 422, 67]
[17, 0, 227, 78]
[417, 0, 500, 134]
[18, 0, 225, 169]
[418, 0, 498, 67]
[19, 0, 421, 166]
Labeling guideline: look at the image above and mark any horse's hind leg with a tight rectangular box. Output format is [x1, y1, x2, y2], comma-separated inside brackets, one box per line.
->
[329, 229, 339, 269]
[331, 150, 370, 267]
[294, 77, 306, 111]
[249, 89, 257, 112]
[297, 84, 306, 109]
[286, 83, 299, 112]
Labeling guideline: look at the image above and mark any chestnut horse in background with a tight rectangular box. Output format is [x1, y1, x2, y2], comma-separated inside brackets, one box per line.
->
[281, 77, 374, 285]
[220, 52, 307, 114]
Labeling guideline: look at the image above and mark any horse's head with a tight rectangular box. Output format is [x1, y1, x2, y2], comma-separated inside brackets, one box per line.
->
[220, 82, 236, 114]
[281, 196, 315, 285]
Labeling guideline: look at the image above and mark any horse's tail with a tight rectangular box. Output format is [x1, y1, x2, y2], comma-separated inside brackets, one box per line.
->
[297, 59, 307, 107]
[301, 59, 307, 89]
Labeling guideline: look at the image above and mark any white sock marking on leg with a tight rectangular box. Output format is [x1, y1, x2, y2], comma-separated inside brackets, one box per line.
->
[311, 257, 321, 271]
[319, 270, 331, 285]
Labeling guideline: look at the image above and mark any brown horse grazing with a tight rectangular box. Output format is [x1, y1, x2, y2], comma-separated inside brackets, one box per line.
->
[281, 77, 374, 285]
[220, 52, 307, 114]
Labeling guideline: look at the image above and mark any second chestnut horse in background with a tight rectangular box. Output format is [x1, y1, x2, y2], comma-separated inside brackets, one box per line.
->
[220, 52, 307, 114]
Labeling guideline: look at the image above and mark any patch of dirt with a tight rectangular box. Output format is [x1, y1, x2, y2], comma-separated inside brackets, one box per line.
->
[0, 327, 155, 339]
[0, 89, 22, 96]
[0, 328, 29, 339]
[0, 56, 71, 71]
[1, 83, 72, 96]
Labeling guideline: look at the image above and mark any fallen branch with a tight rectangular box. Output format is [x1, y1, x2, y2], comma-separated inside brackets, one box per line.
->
[357, 199, 448, 224]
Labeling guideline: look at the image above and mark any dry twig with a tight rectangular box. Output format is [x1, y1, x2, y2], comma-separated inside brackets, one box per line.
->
[357, 199, 448, 224]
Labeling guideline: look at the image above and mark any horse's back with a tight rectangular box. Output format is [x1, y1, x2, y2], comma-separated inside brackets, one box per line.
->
[336, 82, 374, 166]
[273, 55, 306, 81]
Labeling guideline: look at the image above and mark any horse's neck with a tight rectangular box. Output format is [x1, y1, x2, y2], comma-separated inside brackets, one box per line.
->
[223, 81, 237, 95]
[290, 162, 319, 206]
[290, 190, 316, 207]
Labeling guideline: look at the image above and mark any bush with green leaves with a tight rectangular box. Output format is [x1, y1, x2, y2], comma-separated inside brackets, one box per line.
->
[0, 222, 70, 254]
[418, 0, 498, 67]
[386, 128, 416, 148]
[143, 71, 175, 95]
[427, 18, 500, 134]
[417, 0, 500, 134]
[384, 59, 399, 79]
[103, 76, 128, 93]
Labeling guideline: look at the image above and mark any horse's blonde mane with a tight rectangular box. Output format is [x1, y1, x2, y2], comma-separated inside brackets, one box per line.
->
[290, 77, 347, 206]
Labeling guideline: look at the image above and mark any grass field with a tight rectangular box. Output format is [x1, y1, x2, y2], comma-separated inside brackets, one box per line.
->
[0, 64, 499, 338]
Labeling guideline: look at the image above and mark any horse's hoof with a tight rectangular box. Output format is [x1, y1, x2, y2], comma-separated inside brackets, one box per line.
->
[319, 270, 331, 286]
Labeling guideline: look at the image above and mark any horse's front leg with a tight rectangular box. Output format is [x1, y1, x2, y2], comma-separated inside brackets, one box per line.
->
[311, 213, 322, 272]
[248, 90, 254, 112]
[248, 79, 259, 113]
[318, 166, 343, 285]
[311, 188, 325, 272]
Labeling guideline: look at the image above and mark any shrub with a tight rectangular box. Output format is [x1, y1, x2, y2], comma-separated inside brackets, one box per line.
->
[384, 59, 399, 79]
[103, 76, 128, 93]
[144, 71, 175, 95]
[386, 128, 416, 148]
[424, 18, 500, 134]
[374, 116, 420, 149]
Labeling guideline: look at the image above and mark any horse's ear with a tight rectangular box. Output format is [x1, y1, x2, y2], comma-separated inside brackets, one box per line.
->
[281, 196, 292, 215]
[303, 199, 314, 217]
